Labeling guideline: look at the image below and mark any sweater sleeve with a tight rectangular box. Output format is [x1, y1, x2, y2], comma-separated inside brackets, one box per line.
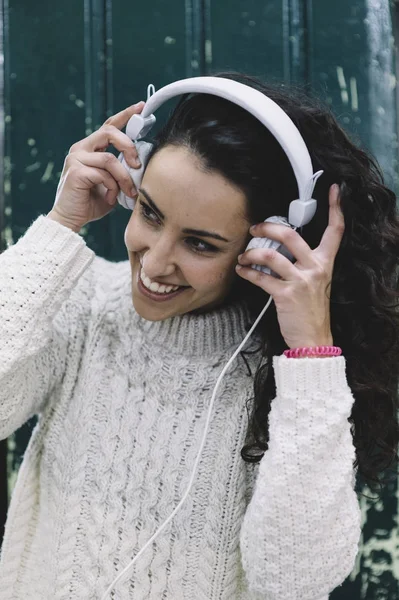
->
[239, 354, 361, 600]
[0, 216, 95, 440]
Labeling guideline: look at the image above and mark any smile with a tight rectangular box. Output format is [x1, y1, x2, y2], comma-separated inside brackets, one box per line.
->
[137, 267, 188, 301]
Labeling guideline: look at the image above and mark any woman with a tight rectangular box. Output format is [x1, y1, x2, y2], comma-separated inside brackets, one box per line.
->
[0, 72, 398, 599]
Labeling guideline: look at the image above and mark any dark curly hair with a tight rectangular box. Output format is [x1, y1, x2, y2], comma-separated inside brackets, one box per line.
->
[147, 72, 399, 492]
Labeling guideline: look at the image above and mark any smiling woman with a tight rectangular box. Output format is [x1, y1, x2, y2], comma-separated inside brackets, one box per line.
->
[0, 72, 398, 600]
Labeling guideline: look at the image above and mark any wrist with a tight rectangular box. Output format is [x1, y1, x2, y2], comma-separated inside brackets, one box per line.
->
[47, 210, 82, 233]
[288, 335, 333, 350]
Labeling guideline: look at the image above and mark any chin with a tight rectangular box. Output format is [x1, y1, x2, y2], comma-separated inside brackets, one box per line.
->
[131, 292, 225, 322]
[132, 295, 173, 322]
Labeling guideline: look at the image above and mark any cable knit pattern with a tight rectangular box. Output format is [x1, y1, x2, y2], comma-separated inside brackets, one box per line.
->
[0, 216, 361, 599]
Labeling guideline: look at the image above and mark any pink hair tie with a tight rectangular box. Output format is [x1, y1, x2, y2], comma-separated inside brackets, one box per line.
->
[283, 346, 342, 358]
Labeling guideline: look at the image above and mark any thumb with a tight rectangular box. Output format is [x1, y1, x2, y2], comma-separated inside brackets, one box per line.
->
[103, 101, 145, 129]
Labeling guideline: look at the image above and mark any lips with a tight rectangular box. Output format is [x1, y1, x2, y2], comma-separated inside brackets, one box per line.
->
[139, 267, 181, 294]
[137, 267, 188, 302]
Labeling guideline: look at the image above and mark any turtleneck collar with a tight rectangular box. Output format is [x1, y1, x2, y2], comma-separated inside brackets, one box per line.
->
[131, 300, 256, 357]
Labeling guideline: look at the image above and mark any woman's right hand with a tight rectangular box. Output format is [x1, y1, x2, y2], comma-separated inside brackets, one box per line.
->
[48, 102, 145, 232]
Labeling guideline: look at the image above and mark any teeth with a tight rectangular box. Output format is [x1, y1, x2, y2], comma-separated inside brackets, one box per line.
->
[140, 267, 180, 294]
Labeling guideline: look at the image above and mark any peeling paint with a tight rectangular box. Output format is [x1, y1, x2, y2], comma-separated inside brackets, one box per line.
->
[25, 162, 41, 173]
[365, 0, 398, 190]
[6, 435, 17, 500]
[336, 65, 347, 89]
[336, 66, 349, 105]
[4, 156, 11, 195]
[205, 39, 212, 65]
[40, 161, 54, 183]
[350, 77, 359, 111]
[2, 225, 14, 248]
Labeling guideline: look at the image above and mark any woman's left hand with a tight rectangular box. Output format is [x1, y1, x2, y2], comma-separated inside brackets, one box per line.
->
[235, 184, 344, 350]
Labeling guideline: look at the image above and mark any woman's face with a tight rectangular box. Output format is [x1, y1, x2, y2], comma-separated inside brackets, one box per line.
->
[124, 145, 251, 321]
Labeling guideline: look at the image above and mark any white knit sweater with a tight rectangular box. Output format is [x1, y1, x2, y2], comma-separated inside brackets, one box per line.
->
[0, 216, 361, 600]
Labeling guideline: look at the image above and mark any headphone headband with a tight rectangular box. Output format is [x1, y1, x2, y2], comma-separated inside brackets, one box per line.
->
[125, 77, 323, 225]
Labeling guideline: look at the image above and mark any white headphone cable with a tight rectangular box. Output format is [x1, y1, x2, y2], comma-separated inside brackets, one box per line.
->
[100, 295, 273, 599]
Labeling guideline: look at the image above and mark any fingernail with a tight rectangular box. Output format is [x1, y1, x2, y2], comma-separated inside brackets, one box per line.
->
[134, 158, 141, 167]
[134, 101, 145, 107]
[249, 225, 256, 233]
[236, 264, 242, 271]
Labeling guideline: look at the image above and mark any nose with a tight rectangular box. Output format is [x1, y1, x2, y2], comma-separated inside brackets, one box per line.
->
[140, 240, 176, 280]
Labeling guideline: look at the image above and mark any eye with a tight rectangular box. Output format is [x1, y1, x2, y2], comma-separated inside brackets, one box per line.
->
[185, 237, 218, 254]
[139, 199, 218, 254]
[139, 200, 161, 225]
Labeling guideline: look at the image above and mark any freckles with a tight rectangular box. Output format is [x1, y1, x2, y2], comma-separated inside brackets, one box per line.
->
[201, 272, 222, 288]
[205, 270, 229, 289]
[217, 271, 226, 282]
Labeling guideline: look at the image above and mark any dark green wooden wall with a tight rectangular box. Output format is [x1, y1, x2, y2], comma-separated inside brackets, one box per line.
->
[1, 1, 398, 598]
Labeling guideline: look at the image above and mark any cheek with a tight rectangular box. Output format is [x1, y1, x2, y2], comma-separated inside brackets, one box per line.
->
[193, 261, 235, 293]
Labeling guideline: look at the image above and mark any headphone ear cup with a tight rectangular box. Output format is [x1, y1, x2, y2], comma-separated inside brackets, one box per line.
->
[117, 141, 154, 210]
[245, 216, 294, 277]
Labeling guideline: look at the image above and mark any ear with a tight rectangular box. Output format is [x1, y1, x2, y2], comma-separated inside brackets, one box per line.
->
[117, 141, 154, 210]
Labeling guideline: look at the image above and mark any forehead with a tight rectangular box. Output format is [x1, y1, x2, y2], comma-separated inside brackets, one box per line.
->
[142, 145, 250, 235]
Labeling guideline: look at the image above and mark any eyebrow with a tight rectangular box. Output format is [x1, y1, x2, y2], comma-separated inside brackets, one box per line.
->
[138, 188, 230, 243]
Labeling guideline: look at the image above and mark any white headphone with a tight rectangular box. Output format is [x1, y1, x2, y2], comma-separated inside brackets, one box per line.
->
[117, 76, 323, 275]
[101, 78, 323, 599]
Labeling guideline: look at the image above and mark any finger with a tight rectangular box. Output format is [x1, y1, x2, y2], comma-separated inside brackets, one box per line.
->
[235, 263, 283, 296]
[74, 151, 137, 199]
[75, 166, 119, 203]
[103, 101, 145, 129]
[238, 247, 298, 280]
[317, 184, 345, 259]
[70, 126, 141, 168]
[104, 186, 119, 205]
[248, 223, 314, 269]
